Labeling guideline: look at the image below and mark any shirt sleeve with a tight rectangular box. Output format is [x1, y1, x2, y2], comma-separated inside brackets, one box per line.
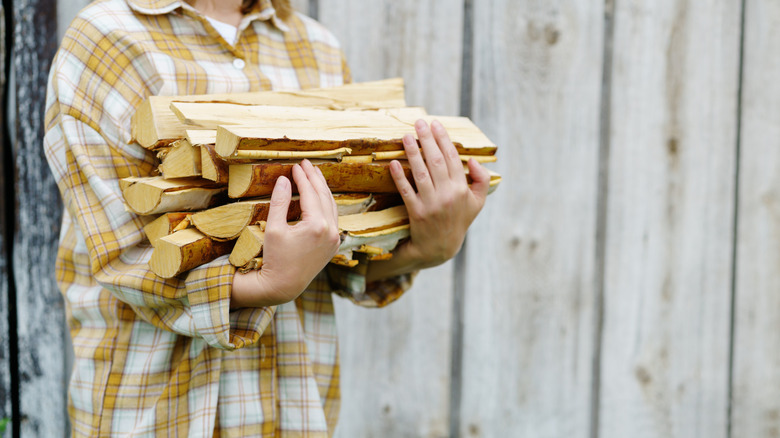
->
[43, 34, 271, 351]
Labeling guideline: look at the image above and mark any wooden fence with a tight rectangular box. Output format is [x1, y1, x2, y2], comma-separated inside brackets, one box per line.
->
[2, 0, 779, 437]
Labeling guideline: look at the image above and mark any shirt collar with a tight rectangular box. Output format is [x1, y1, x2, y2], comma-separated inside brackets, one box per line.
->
[125, 0, 290, 32]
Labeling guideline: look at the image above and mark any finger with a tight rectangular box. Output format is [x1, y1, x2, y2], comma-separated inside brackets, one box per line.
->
[267, 176, 292, 228]
[467, 158, 491, 204]
[389, 159, 421, 212]
[316, 167, 339, 223]
[403, 132, 435, 200]
[415, 119, 449, 186]
[431, 120, 467, 184]
[301, 159, 337, 223]
[291, 163, 323, 220]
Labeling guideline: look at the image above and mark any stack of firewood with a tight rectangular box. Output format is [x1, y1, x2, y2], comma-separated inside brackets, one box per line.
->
[121, 79, 500, 279]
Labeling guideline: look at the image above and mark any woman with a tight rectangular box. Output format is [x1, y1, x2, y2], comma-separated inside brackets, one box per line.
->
[44, 0, 489, 435]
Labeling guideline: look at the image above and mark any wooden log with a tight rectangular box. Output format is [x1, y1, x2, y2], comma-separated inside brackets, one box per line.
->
[228, 160, 503, 198]
[373, 150, 498, 163]
[191, 198, 303, 241]
[171, 102, 428, 130]
[338, 205, 409, 233]
[143, 212, 191, 246]
[149, 228, 234, 278]
[215, 116, 497, 157]
[200, 144, 229, 183]
[187, 129, 217, 146]
[229, 224, 265, 268]
[132, 78, 408, 149]
[158, 139, 201, 179]
[229, 160, 412, 198]
[120, 176, 225, 215]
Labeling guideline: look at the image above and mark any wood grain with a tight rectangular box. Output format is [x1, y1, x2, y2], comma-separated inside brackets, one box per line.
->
[319, 0, 464, 436]
[13, 0, 68, 436]
[731, 1, 780, 436]
[0, 3, 13, 435]
[458, 1, 604, 437]
[598, 1, 741, 437]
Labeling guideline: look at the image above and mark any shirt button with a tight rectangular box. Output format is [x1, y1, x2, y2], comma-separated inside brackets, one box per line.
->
[233, 58, 246, 69]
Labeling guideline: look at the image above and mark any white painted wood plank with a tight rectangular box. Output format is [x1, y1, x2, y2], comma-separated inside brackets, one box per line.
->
[459, 1, 604, 437]
[318, 1, 464, 436]
[731, 1, 780, 436]
[598, 2, 741, 437]
[0, 4, 12, 435]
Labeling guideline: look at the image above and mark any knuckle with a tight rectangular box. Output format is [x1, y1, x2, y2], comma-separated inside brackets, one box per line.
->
[430, 155, 446, 168]
[414, 170, 429, 182]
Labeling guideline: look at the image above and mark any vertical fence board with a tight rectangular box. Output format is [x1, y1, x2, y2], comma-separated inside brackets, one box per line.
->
[318, 1, 464, 436]
[598, 2, 741, 437]
[0, 3, 12, 435]
[13, 0, 67, 436]
[459, 1, 604, 437]
[732, 1, 780, 436]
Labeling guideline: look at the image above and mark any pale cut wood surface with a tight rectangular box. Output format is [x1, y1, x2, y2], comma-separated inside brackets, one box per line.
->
[731, 1, 780, 436]
[598, 2, 740, 437]
[319, 0, 464, 436]
[459, 1, 603, 437]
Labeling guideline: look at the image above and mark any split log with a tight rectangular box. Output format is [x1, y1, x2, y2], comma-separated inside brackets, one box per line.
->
[229, 224, 265, 268]
[158, 139, 201, 179]
[228, 160, 413, 198]
[372, 150, 498, 163]
[215, 116, 497, 157]
[143, 212, 191, 246]
[149, 228, 234, 278]
[171, 102, 428, 131]
[132, 78, 407, 149]
[338, 205, 409, 233]
[200, 144, 229, 183]
[120, 176, 225, 215]
[191, 197, 303, 241]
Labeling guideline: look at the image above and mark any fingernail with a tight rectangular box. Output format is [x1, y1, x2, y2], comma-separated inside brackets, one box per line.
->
[431, 120, 442, 131]
[275, 176, 289, 189]
[403, 134, 414, 145]
[415, 119, 427, 130]
[302, 158, 310, 167]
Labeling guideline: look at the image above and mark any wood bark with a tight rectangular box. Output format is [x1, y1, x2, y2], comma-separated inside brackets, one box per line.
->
[149, 228, 235, 278]
[120, 176, 226, 215]
[132, 78, 407, 149]
[14, 0, 68, 435]
[228, 160, 412, 198]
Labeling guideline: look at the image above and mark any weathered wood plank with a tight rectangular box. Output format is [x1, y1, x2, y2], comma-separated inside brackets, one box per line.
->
[14, 0, 68, 436]
[0, 4, 13, 436]
[318, 1, 464, 436]
[598, 1, 741, 437]
[731, 1, 780, 436]
[458, 1, 603, 436]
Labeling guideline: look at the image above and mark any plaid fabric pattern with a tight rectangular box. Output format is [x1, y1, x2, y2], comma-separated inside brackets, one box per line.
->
[43, 1, 413, 436]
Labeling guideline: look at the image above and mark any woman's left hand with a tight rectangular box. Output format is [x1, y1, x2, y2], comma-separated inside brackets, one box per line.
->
[387, 119, 491, 270]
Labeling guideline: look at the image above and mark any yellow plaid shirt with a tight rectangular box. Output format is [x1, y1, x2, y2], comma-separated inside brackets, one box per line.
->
[43, 0, 412, 436]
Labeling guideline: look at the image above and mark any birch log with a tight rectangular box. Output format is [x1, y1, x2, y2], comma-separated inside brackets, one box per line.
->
[731, 1, 780, 436]
[319, 0, 464, 436]
[459, 1, 604, 436]
[598, 2, 740, 437]
[14, 0, 68, 436]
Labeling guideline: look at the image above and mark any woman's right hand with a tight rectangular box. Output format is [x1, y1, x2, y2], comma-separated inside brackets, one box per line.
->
[231, 159, 341, 308]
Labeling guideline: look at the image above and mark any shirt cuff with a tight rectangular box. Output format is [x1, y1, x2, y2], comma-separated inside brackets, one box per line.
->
[327, 259, 416, 308]
[186, 255, 275, 350]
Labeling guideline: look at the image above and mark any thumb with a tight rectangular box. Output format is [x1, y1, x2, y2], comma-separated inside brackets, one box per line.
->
[267, 176, 292, 227]
[467, 158, 491, 203]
